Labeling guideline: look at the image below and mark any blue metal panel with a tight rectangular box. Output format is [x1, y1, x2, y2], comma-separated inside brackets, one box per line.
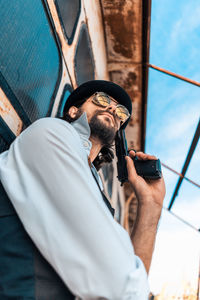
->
[0, 0, 61, 123]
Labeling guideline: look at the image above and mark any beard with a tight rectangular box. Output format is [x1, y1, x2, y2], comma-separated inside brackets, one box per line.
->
[67, 107, 117, 146]
[89, 110, 116, 146]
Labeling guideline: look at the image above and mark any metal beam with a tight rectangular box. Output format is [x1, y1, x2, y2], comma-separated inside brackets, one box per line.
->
[161, 163, 200, 189]
[147, 63, 200, 87]
[141, 0, 152, 151]
[168, 119, 200, 210]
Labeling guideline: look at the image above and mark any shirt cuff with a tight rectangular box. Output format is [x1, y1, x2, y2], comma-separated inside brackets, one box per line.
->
[123, 256, 150, 300]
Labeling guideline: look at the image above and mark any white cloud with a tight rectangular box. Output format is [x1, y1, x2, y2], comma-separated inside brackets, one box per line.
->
[150, 0, 200, 85]
[172, 196, 200, 229]
[168, 3, 200, 53]
[155, 104, 199, 144]
[149, 223, 200, 296]
[147, 80, 200, 151]
[160, 197, 200, 231]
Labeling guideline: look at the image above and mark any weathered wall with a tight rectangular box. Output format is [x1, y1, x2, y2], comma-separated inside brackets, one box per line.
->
[101, 0, 147, 231]
[101, 0, 143, 152]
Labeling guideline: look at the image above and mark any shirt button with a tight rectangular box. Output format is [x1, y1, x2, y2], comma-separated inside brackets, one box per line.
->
[83, 141, 89, 148]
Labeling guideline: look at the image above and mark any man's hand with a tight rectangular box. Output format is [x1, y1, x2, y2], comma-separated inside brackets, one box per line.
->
[125, 150, 166, 208]
[126, 150, 166, 273]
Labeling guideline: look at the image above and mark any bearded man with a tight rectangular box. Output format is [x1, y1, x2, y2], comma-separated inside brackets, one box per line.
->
[0, 80, 165, 300]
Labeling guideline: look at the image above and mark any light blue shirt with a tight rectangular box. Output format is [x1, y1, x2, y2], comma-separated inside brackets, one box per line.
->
[0, 113, 149, 299]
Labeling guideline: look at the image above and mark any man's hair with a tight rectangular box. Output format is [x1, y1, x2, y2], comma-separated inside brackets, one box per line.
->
[60, 98, 114, 171]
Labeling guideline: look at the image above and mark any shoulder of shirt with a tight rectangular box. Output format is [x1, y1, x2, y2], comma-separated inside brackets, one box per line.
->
[19, 117, 82, 148]
[32, 117, 72, 129]
[28, 117, 77, 136]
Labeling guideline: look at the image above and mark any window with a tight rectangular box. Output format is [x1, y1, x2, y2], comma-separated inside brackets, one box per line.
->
[0, 130, 11, 153]
[0, 0, 61, 124]
[102, 163, 114, 199]
[56, 85, 73, 117]
[115, 193, 122, 222]
[55, 0, 81, 44]
[75, 24, 95, 85]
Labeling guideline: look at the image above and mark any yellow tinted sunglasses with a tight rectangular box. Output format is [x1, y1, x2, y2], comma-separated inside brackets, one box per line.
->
[92, 92, 130, 124]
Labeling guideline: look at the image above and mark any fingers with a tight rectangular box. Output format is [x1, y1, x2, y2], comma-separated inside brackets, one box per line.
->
[125, 155, 137, 182]
[129, 150, 157, 161]
[126, 150, 158, 185]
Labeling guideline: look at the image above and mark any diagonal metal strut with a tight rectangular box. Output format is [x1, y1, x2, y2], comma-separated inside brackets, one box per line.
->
[168, 118, 200, 210]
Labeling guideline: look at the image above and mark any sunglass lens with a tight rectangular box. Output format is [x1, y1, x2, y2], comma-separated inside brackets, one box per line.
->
[116, 106, 129, 122]
[95, 94, 110, 107]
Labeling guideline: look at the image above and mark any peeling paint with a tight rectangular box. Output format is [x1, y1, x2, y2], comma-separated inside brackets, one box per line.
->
[0, 88, 23, 136]
[106, 9, 135, 59]
[124, 71, 137, 89]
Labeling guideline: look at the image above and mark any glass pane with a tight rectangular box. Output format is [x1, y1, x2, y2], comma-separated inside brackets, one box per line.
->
[184, 133, 200, 183]
[115, 193, 121, 223]
[55, 0, 80, 43]
[145, 69, 200, 189]
[171, 179, 200, 229]
[161, 166, 180, 208]
[169, 133, 200, 228]
[57, 85, 72, 117]
[102, 163, 114, 199]
[75, 25, 95, 85]
[150, 0, 200, 81]
[149, 209, 200, 298]
[0, 0, 60, 123]
[0, 136, 9, 153]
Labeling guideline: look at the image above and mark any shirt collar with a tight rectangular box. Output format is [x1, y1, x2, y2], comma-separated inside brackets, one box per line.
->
[71, 112, 92, 155]
[71, 112, 91, 140]
[71, 113, 104, 191]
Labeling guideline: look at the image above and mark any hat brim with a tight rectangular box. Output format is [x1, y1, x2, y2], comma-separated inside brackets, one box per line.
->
[63, 80, 132, 128]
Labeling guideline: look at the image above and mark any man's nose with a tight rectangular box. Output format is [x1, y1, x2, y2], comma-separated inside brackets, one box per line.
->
[106, 103, 117, 114]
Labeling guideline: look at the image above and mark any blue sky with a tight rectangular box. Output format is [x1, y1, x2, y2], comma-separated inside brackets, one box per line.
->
[145, 0, 200, 296]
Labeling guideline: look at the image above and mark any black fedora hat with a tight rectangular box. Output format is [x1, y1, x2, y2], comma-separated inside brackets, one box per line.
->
[63, 80, 132, 128]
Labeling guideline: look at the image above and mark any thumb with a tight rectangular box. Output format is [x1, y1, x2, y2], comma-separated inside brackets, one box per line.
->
[125, 155, 137, 182]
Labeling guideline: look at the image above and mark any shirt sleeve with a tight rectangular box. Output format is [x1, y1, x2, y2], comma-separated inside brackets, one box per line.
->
[0, 118, 149, 299]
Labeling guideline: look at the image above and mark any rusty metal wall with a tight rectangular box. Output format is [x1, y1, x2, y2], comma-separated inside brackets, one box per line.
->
[100, 0, 150, 231]
[100, 0, 143, 152]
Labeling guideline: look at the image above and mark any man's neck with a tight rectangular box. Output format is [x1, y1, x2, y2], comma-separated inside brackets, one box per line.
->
[89, 136, 102, 162]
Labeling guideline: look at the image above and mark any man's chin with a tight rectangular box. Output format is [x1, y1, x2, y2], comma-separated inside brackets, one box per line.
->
[89, 114, 116, 145]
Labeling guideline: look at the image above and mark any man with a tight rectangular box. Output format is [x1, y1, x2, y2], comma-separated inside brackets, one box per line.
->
[0, 80, 165, 299]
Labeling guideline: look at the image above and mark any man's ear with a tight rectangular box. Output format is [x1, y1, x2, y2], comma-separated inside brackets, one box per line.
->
[68, 106, 79, 118]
